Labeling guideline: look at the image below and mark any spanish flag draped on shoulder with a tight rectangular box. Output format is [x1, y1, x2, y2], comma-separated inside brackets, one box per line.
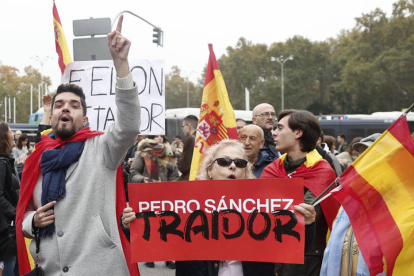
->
[53, 1, 72, 74]
[333, 114, 414, 276]
[189, 44, 238, 180]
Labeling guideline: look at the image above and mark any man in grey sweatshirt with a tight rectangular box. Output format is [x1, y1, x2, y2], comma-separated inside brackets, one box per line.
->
[18, 16, 140, 275]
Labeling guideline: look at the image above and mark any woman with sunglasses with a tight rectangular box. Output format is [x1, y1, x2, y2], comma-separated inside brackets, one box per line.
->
[121, 139, 316, 275]
[197, 139, 253, 181]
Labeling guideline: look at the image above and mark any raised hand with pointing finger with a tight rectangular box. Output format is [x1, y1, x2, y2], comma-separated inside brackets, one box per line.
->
[107, 14, 131, 78]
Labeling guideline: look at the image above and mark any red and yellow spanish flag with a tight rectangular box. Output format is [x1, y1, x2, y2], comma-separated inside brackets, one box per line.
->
[189, 44, 238, 180]
[53, 1, 72, 74]
[334, 115, 414, 276]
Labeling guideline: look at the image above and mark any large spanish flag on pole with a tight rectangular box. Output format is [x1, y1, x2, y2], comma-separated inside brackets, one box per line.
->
[189, 44, 238, 180]
[334, 114, 414, 276]
[53, 1, 72, 74]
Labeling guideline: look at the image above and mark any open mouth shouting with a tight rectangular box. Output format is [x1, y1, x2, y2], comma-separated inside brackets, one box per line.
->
[227, 174, 236, 179]
[59, 114, 72, 124]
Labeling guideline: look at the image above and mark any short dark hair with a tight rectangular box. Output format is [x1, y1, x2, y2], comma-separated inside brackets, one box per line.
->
[175, 135, 182, 139]
[183, 115, 198, 129]
[236, 118, 246, 123]
[0, 122, 13, 156]
[338, 134, 346, 140]
[278, 109, 321, 152]
[52, 83, 87, 116]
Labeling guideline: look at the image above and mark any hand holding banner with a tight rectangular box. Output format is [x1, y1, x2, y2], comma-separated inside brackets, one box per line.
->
[128, 178, 305, 263]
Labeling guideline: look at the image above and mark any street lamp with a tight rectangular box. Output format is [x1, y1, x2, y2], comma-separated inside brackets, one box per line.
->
[271, 55, 293, 111]
[112, 11, 163, 46]
[185, 71, 195, 108]
[31, 55, 51, 95]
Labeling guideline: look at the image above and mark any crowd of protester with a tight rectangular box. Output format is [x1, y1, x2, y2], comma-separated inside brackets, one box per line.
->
[0, 83, 396, 276]
[1, 16, 402, 276]
[0, 93, 393, 276]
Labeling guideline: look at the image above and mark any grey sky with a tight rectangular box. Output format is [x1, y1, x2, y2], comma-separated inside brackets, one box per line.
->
[0, 0, 395, 93]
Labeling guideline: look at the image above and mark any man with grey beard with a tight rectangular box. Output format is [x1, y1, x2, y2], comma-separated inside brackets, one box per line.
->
[252, 103, 280, 159]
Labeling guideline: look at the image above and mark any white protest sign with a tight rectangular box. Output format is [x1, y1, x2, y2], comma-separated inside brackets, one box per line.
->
[62, 60, 165, 134]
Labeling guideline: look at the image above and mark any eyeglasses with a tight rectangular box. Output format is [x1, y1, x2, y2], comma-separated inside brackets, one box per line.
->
[255, 112, 276, 118]
[214, 158, 248, 168]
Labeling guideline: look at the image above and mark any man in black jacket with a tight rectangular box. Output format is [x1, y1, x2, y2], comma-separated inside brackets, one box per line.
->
[252, 103, 280, 160]
[239, 124, 276, 178]
[178, 115, 198, 181]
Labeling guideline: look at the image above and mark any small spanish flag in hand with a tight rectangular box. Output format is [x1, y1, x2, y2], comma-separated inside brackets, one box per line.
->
[334, 114, 414, 276]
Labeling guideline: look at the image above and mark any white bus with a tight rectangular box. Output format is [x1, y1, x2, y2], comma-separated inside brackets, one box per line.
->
[317, 111, 414, 143]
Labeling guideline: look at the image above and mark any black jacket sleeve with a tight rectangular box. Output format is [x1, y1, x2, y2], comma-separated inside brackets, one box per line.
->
[305, 222, 316, 253]
[0, 161, 16, 220]
[120, 215, 131, 242]
[0, 207, 17, 261]
[177, 134, 195, 181]
[35, 124, 52, 144]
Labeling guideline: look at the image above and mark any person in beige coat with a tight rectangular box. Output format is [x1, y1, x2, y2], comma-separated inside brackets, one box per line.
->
[130, 135, 179, 183]
[129, 135, 179, 269]
[336, 137, 362, 169]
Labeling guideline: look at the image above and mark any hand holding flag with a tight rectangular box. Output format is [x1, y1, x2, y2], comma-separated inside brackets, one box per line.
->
[318, 104, 414, 276]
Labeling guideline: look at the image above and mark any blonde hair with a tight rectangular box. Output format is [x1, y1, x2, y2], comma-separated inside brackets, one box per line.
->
[197, 139, 255, 180]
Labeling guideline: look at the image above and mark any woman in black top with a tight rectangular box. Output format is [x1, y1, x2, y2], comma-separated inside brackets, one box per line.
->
[0, 122, 20, 275]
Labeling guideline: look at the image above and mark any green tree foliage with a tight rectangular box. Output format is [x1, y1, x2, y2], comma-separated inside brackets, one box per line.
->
[214, 36, 336, 113]
[4, 1, 414, 117]
[165, 66, 200, 109]
[198, 0, 414, 115]
[0, 65, 50, 123]
[269, 36, 336, 113]
[218, 38, 273, 110]
[331, 1, 414, 113]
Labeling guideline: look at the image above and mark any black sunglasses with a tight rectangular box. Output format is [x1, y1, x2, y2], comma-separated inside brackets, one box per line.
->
[214, 158, 248, 168]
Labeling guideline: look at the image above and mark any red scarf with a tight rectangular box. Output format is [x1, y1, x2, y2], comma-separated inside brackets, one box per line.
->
[15, 127, 139, 276]
[143, 147, 165, 181]
[261, 149, 340, 230]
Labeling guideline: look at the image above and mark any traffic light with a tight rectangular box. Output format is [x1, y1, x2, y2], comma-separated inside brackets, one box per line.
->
[152, 27, 163, 47]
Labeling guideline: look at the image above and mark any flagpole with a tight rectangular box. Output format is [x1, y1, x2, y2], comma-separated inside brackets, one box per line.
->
[30, 84, 33, 115]
[404, 102, 414, 114]
[311, 178, 338, 206]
